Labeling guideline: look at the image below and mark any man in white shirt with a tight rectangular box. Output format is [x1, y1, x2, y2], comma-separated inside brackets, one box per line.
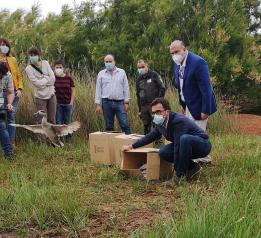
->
[95, 54, 131, 134]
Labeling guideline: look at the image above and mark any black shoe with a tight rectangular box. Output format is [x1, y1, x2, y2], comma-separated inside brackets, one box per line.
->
[186, 163, 202, 181]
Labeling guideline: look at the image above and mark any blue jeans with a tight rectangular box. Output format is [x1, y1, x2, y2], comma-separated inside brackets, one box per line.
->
[7, 93, 20, 141]
[0, 118, 13, 156]
[102, 99, 131, 134]
[159, 134, 211, 177]
[56, 104, 73, 139]
[56, 104, 73, 124]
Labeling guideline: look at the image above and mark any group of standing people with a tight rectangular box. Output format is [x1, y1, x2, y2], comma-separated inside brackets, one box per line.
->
[0, 39, 75, 159]
[95, 40, 217, 181]
[0, 36, 217, 182]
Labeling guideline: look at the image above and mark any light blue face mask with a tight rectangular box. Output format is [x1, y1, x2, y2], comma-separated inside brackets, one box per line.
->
[0, 45, 9, 55]
[30, 56, 39, 63]
[153, 114, 165, 126]
[137, 68, 146, 75]
[105, 62, 114, 71]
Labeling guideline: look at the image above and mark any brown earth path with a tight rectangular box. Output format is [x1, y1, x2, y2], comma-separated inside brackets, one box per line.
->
[237, 114, 261, 136]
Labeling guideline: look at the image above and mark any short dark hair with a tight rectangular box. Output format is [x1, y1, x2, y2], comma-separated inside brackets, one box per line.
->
[54, 59, 65, 67]
[0, 62, 9, 76]
[151, 98, 171, 110]
[28, 47, 41, 56]
[0, 38, 11, 56]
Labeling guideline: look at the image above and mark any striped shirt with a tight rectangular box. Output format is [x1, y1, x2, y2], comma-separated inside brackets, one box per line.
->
[54, 75, 75, 104]
[95, 67, 130, 105]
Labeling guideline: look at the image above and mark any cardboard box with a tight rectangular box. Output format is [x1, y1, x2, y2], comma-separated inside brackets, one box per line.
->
[121, 148, 173, 181]
[89, 131, 123, 165]
[113, 134, 153, 166]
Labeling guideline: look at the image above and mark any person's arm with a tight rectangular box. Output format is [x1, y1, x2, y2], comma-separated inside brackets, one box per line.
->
[155, 73, 166, 97]
[70, 87, 75, 105]
[136, 79, 141, 112]
[123, 71, 130, 104]
[45, 61, 55, 86]
[195, 59, 213, 118]
[95, 72, 102, 113]
[70, 77, 75, 105]
[6, 73, 14, 111]
[25, 66, 50, 89]
[13, 57, 24, 94]
[132, 128, 161, 149]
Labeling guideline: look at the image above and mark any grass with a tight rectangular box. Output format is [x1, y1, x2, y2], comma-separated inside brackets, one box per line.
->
[0, 133, 260, 237]
[0, 73, 258, 236]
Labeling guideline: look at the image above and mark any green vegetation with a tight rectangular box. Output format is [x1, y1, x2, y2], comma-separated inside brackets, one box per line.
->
[0, 0, 260, 104]
[0, 73, 258, 237]
[0, 0, 260, 236]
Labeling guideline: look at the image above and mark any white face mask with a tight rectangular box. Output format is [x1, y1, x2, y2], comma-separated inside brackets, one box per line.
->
[0, 45, 9, 55]
[172, 54, 184, 65]
[54, 68, 64, 76]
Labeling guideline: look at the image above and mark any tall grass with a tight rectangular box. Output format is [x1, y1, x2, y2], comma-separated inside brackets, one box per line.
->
[16, 71, 238, 139]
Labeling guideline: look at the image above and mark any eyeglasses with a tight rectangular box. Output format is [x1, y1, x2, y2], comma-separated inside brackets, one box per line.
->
[151, 110, 165, 116]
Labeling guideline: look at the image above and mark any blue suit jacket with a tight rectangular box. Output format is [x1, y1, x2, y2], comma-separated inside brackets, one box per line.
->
[132, 112, 210, 163]
[173, 51, 217, 120]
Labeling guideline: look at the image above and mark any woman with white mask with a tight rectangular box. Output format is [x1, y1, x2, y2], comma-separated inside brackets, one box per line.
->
[0, 38, 23, 148]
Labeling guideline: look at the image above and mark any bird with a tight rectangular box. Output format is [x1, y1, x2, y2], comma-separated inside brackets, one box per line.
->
[10, 110, 81, 147]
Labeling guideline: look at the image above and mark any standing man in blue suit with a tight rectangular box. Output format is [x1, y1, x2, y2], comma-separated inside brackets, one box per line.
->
[169, 40, 217, 164]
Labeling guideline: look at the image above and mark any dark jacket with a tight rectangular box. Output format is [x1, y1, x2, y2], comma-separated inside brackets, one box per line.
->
[132, 112, 209, 162]
[173, 51, 217, 120]
[136, 70, 165, 111]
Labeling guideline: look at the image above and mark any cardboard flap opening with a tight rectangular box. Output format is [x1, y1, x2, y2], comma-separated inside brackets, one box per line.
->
[121, 152, 147, 169]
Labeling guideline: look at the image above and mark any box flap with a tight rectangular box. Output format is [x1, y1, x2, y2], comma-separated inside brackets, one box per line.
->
[126, 148, 159, 153]
[114, 134, 144, 140]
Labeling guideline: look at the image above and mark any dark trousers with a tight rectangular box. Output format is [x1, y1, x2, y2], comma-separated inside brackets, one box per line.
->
[35, 95, 57, 124]
[140, 105, 152, 135]
[159, 134, 211, 177]
[102, 99, 131, 134]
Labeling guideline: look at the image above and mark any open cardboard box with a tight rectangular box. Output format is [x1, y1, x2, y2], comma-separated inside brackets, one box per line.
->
[89, 131, 123, 165]
[113, 134, 153, 167]
[121, 148, 173, 181]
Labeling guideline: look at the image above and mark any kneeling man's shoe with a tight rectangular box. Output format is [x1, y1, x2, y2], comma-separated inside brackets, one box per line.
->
[186, 163, 202, 181]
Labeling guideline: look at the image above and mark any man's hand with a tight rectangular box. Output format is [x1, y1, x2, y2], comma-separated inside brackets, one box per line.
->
[180, 106, 185, 115]
[16, 89, 22, 98]
[124, 103, 129, 112]
[122, 145, 133, 151]
[7, 104, 13, 112]
[96, 105, 102, 113]
[201, 113, 209, 120]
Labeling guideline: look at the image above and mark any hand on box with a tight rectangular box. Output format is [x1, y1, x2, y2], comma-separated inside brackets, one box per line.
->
[122, 145, 133, 151]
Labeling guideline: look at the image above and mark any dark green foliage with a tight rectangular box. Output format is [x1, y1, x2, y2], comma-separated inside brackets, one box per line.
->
[0, 0, 260, 104]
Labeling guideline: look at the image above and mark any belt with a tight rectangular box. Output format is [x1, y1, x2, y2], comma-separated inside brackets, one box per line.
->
[102, 98, 124, 102]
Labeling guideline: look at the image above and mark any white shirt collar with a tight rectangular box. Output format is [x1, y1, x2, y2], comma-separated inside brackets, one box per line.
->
[181, 50, 189, 68]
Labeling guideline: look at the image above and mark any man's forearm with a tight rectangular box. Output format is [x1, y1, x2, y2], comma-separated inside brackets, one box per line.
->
[7, 92, 15, 105]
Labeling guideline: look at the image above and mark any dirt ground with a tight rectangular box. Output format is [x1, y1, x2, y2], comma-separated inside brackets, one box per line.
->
[237, 114, 261, 136]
